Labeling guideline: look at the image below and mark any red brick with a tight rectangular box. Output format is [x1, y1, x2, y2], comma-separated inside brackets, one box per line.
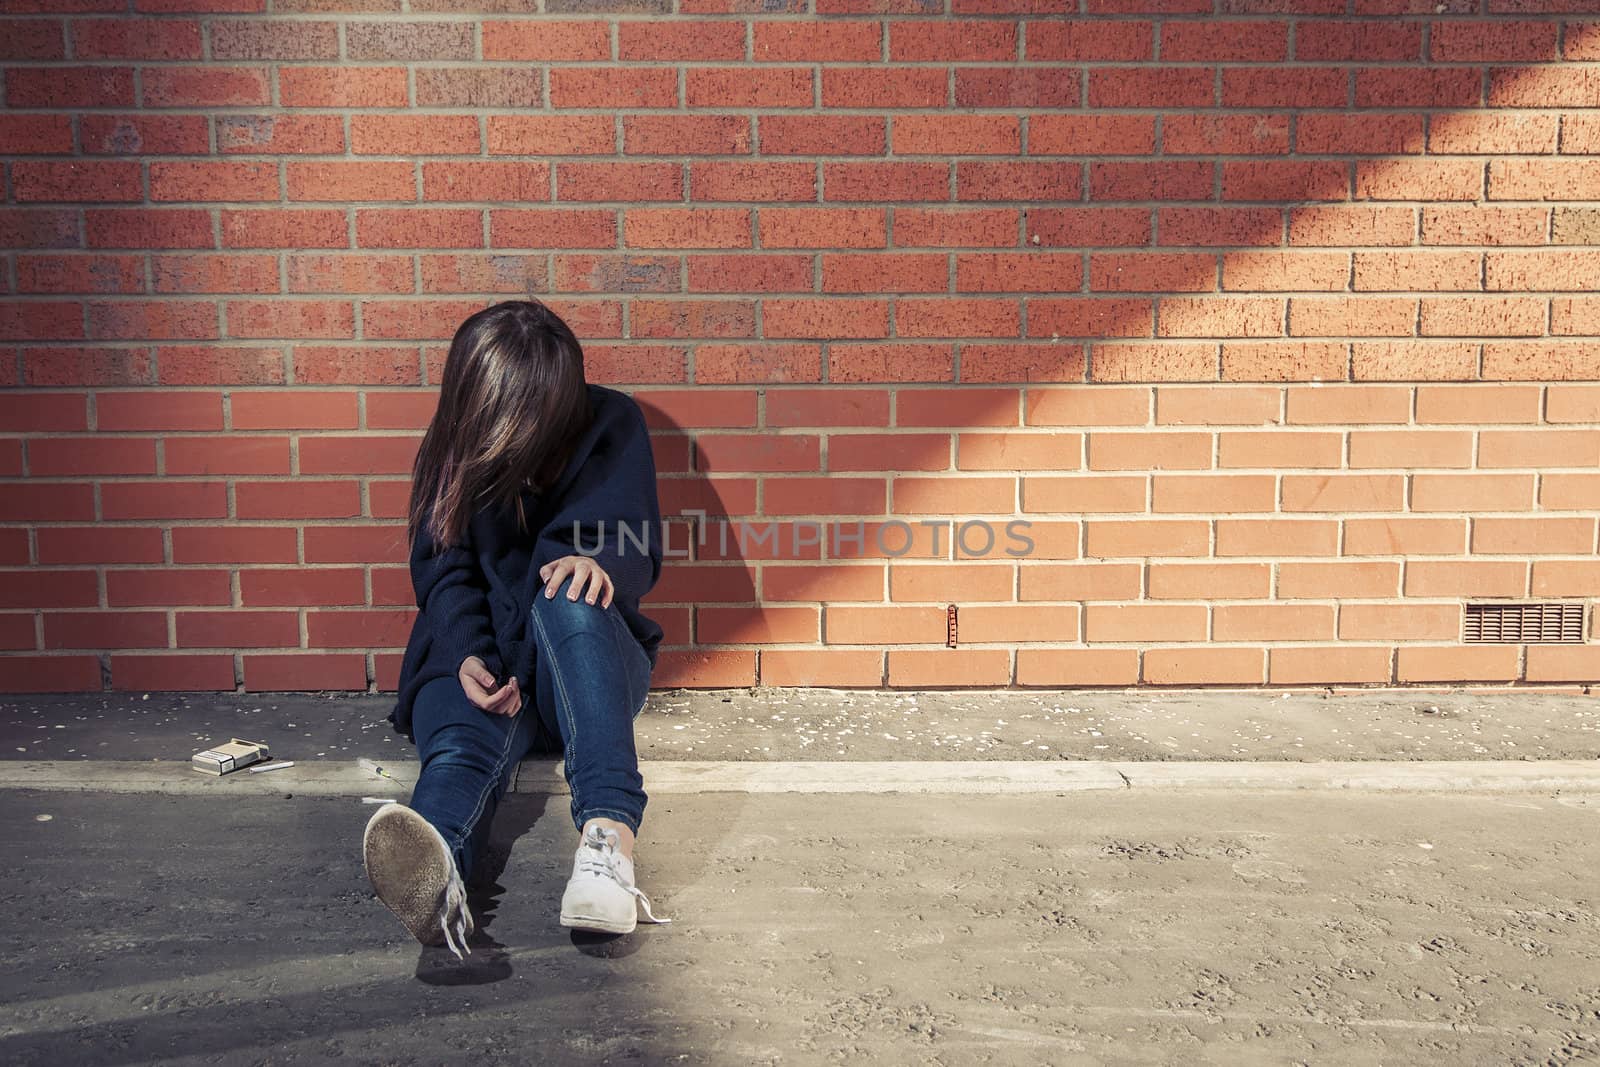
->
[1222, 251, 1350, 292]
[1485, 342, 1600, 381]
[351, 116, 479, 155]
[1356, 68, 1482, 108]
[1164, 113, 1289, 155]
[1416, 384, 1542, 423]
[1158, 386, 1279, 426]
[0, 114, 73, 154]
[1222, 68, 1347, 108]
[242, 654, 367, 692]
[1289, 297, 1415, 338]
[279, 67, 408, 108]
[820, 67, 946, 108]
[1411, 473, 1534, 512]
[1030, 115, 1158, 155]
[1085, 520, 1209, 558]
[764, 646, 889, 687]
[1297, 20, 1422, 61]
[1278, 561, 1400, 599]
[1356, 160, 1483, 202]
[556, 67, 681, 108]
[1214, 604, 1334, 641]
[1433, 20, 1558, 61]
[1216, 517, 1339, 556]
[1419, 296, 1545, 337]
[1397, 646, 1518, 684]
[1159, 208, 1282, 249]
[1297, 114, 1424, 155]
[110, 655, 235, 692]
[1348, 429, 1473, 469]
[82, 114, 209, 156]
[1480, 429, 1600, 469]
[1421, 205, 1548, 246]
[954, 68, 1081, 109]
[105, 569, 230, 608]
[16, 254, 143, 294]
[1542, 474, 1600, 511]
[150, 161, 277, 202]
[1354, 251, 1482, 292]
[482, 19, 610, 61]
[44, 611, 168, 650]
[1431, 113, 1558, 154]
[141, 66, 269, 108]
[13, 162, 140, 203]
[0, 656, 101, 693]
[39, 526, 163, 565]
[1351, 342, 1478, 382]
[887, 649, 1010, 687]
[1489, 159, 1600, 201]
[1288, 206, 1415, 248]
[1086, 604, 1207, 642]
[211, 18, 338, 59]
[1526, 647, 1600, 684]
[5, 65, 134, 107]
[1088, 67, 1214, 108]
[1269, 646, 1392, 685]
[1473, 517, 1597, 555]
[1223, 161, 1349, 202]
[1026, 20, 1152, 61]
[1408, 559, 1529, 601]
[1017, 648, 1139, 686]
[0, 19, 65, 60]
[1282, 473, 1405, 512]
[1170, 17, 1290, 60]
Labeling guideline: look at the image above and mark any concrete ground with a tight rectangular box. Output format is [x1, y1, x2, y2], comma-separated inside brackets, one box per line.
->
[2, 688, 1598, 1065]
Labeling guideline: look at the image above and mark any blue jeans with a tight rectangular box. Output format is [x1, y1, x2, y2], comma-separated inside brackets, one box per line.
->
[407, 572, 653, 883]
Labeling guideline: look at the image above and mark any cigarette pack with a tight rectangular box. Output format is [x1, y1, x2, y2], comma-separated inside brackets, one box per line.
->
[192, 738, 271, 776]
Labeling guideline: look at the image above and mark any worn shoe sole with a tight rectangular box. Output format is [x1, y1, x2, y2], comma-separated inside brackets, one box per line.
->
[362, 804, 472, 951]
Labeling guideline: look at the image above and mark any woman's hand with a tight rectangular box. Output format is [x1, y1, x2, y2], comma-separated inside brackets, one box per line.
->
[459, 655, 521, 716]
[539, 554, 614, 608]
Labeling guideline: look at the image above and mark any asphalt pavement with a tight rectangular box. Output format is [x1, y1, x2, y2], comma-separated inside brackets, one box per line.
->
[2, 687, 1598, 1066]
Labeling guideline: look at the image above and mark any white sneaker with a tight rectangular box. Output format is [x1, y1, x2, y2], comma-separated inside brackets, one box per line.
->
[559, 823, 672, 935]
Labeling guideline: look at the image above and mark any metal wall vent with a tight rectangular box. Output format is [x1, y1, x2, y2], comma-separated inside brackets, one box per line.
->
[1462, 602, 1585, 644]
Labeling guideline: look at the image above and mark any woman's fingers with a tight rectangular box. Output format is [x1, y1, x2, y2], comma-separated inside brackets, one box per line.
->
[539, 554, 613, 606]
[576, 561, 604, 604]
[480, 676, 520, 716]
[540, 556, 573, 598]
[486, 677, 521, 716]
[458, 655, 521, 715]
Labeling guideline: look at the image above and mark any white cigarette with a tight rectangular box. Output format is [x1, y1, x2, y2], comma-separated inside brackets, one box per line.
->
[248, 760, 295, 774]
[362, 797, 398, 805]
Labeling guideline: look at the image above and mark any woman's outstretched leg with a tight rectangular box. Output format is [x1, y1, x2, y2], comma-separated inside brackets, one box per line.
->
[408, 674, 536, 884]
[364, 673, 536, 957]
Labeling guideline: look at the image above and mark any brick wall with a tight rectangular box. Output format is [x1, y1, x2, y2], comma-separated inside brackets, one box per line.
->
[2, 2, 1599, 694]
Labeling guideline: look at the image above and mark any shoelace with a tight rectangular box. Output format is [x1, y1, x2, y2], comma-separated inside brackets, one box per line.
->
[438, 866, 473, 960]
[577, 833, 673, 925]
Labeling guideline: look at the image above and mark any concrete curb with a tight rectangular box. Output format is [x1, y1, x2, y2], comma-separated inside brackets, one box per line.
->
[3, 758, 1599, 796]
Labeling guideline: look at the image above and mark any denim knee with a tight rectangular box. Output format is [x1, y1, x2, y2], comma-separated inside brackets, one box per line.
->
[531, 571, 616, 634]
[420, 720, 508, 778]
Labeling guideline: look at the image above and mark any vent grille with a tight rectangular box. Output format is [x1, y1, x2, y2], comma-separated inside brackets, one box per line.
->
[1463, 602, 1585, 644]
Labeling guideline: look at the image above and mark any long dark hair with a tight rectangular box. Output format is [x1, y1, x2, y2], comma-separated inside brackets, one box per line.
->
[408, 299, 592, 549]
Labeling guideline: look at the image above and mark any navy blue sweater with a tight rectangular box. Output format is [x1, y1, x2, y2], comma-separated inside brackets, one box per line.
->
[389, 382, 664, 742]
